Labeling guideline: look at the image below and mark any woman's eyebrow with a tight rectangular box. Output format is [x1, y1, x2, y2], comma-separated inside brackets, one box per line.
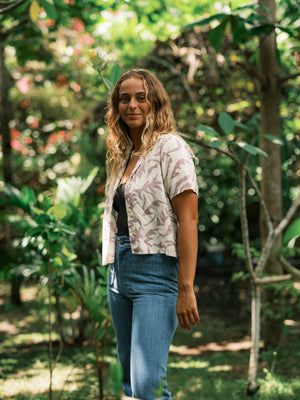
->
[119, 91, 146, 96]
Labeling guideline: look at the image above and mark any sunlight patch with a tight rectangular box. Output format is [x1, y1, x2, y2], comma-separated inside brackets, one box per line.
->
[169, 360, 209, 369]
[208, 365, 232, 372]
[0, 321, 18, 334]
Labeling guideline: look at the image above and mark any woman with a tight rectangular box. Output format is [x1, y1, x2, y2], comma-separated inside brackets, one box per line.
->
[102, 68, 199, 400]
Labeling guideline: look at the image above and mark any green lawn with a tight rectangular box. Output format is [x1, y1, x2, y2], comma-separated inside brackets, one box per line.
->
[1, 282, 299, 400]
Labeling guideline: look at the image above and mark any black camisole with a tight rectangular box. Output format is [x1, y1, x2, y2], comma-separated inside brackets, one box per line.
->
[113, 183, 129, 236]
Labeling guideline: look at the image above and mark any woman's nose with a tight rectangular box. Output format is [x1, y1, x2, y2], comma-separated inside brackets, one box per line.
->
[128, 97, 137, 108]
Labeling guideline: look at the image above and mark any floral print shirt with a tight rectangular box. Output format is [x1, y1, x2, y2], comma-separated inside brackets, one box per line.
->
[102, 134, 198, 265]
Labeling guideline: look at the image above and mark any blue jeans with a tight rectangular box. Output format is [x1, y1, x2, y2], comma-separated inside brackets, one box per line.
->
[108, 236, 178, 400]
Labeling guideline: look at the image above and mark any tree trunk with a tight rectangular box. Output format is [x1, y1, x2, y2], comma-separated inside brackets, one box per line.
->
[0, 43, 13, 183]
[0, 43, 22, 304]
[258, 0, 284, 348]
[247, 285, 261, 395]
[10, 274, 22, 305]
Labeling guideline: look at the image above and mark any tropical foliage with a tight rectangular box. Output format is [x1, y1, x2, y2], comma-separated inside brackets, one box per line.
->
[0, 0, 299, 399]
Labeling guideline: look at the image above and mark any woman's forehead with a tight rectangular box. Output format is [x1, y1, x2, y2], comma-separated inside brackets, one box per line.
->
[119, 77, 146, 94]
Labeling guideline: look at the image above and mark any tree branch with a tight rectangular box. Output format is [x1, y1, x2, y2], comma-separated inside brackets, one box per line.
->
[274, 192, 300, 237]
[148, 55, 196, 102]
[239, 165, 255, 280]
[244, 165, 273, 233]
[0, 0, 28, 14]
[255, 274, 293, 286]
[255, 231, 275, 277]
[179, 132, 241, 165]
[279, 256, 300, 279]
[236, 61, 267, 88]
[0, 18, 28, 40]
[280, 71, 300, 84]
[253, 192, 300, 277]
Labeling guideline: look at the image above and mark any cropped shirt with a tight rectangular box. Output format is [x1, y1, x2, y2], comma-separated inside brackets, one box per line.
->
[102, 134, 198, 265]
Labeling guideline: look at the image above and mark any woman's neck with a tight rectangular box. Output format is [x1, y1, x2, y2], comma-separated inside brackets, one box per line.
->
[130, 130, 142, 152]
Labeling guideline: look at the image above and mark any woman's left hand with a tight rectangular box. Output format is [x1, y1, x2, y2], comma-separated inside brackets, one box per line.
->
[176, 285, 200, 330]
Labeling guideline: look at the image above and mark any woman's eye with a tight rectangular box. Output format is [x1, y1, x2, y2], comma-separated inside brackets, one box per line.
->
[120, 97, 129, 103]
[137, 96, 146, 102]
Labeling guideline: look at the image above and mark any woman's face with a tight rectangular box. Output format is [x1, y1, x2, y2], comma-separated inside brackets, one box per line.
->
[118, 77, 150, 135]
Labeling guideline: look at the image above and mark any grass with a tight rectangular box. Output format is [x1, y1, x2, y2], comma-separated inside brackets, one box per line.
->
[0, 282, 300, 400]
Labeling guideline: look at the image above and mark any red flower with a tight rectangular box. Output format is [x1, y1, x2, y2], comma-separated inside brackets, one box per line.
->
[48, 133, 57, 144]
[72, 17, 84, 31]
[70, 82, 81, 92]
[11, 140, 22, 151]
[45, 19, 55, 27]
[10, 129, 21, 139]
[21, 100, 30, 109]
[17, 77, 29, 94]
[79, 34, 95, 46]
[57, 130, 65, 138]
[65, 133, 72, 142]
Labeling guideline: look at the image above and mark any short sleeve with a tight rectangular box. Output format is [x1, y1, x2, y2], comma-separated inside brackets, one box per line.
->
[160, 135, 198, 199]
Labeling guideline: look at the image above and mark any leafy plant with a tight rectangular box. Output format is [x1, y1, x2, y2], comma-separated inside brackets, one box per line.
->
[27, 203, 76, 400]
[0, 166, 106, 398]
[66, 262, 112, 400]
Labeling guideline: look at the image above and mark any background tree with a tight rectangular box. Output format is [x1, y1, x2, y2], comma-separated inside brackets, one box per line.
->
[185, 0, 300, 349]
[258, 0, 284, 348]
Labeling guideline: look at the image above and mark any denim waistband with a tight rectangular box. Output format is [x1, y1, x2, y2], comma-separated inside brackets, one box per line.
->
[116, 235, 130, 244]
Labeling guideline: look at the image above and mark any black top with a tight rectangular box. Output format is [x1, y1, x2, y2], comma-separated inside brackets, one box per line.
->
[113, 183, 129, 236]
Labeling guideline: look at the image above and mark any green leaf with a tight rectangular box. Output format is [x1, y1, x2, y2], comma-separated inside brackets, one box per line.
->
[210, 140, 224, 148]
[233, 120, 251, 132]
[80, 167, 99, 194]
[47, 204, 68, 220]
[47, 230, 61, 243]
[230, 15, 249, 44]
[208, 17, 228, 52]
[264, 134, 284, 146]
[32, 206, 44, 216]
[235, 142, 268, 157]
[95, 323, 106, 341]
[283, 218, 300, 245]
[235, 4, 258, 11]
[0, 184, 34, 213]
[249, 23, 274, 36]
[97, 266, 107, 281]
[40, 0, 58, 20]
[28, 226, 45, 237]
[60, 226, 76, 235]
[103, 77, 113, 91]
[197, 124, 220, 137]
[218, 112, 234, 135]
[111, 361, 123, 397]
[109, 64, 121, 86]
[54, 256, 63, 267]
[55, 177, 81, 207]
[184, 13, 226, 29]
[275, 25, 297, 38]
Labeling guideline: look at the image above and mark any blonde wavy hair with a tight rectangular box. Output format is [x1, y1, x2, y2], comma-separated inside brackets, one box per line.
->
[105, 68, 177, 188]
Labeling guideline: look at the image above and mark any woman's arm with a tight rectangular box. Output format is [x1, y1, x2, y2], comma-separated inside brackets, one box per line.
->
[171, 189, 200, 330]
